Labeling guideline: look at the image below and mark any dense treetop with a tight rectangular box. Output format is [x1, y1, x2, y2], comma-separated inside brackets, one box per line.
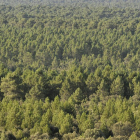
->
[1, 2, 140, 140]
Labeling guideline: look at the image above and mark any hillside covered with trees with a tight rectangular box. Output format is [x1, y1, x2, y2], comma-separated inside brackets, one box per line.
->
[1, 0, 140, 139]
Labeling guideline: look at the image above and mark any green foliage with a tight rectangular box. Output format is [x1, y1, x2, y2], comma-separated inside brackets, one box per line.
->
[6, 101, 23, 129]
[100, 122, 109, 138]
[1, 72, 24, 100]
[110, 76, 124, 96]
[78, 112, 94, 134]
[1, 3, 140, 140]
[97, 79, 109, 96]
[70, 88, 84, 104]
[129, 132, 139, 140]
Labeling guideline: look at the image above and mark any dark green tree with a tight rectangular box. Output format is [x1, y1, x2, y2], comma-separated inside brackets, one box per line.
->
[1, 72, 24, 100]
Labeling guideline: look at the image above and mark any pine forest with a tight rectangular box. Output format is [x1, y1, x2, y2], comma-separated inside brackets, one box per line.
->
[1, 0, 140, 139]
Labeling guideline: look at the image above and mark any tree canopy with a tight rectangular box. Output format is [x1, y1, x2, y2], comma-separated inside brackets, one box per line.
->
[1, 2, 140, 140]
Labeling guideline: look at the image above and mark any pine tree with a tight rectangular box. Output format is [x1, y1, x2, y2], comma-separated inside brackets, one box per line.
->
[6, 100, 23, 129]
[60, 79, 72, 101]
[71, 88, 84, 104]
[78, 112, 94, 134]
[59, 114, 73, 135]
[133, 82, 140, 95]
[86, 73, 98, 94]
[110, 76, 124, 96]
[129, 132, 139, 140]
[1, 72, 24, 100]
[96, 79, 109, 96]
[40, 109, 52, 134]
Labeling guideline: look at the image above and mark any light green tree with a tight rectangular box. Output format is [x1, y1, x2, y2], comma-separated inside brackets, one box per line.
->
[110, 76, 124, 96]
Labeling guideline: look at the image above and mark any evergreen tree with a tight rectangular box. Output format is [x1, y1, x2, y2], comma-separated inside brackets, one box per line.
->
[110, 76, 124, 96]
[133, 82, 140, 95]
[60, 79, 72, 101]
[1, 72, 24, 100]
[97, 79, 109, 96]
[78, 112, 94, 134]
[70, 88, 84, 104]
